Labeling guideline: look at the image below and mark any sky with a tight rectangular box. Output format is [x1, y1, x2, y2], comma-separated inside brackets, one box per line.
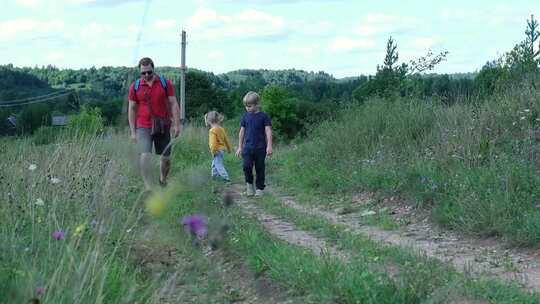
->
[2, 0, 540, 78]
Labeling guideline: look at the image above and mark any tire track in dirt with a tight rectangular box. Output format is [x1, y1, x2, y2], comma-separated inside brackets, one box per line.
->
[132, 214, 297, 303]
[230, 186, 352, 262]
[268, 188, 540, 294]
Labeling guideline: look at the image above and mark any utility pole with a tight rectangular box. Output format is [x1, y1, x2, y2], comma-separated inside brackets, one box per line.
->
[180, 30, 187, 122]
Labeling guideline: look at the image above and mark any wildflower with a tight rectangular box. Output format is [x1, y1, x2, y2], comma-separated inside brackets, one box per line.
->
[36, 287, 45, 296]
[520, 116, 526, 120]
[28, 164, 37, 171]
[90, 219, 98, 227]
[52, 230, 65, 240]
[420, 176, 429, 184]
[50, 177, 61, 184]
[361, 210, 376, 217]
[525, 109, 531, 112]
[35, 198, 45, 206]
[73, 224, 85, 237]
[181, 215, 208, 237]
[126, 228, 132, 233]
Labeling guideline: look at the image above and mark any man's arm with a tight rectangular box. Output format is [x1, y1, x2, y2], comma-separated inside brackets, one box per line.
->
[236, 127, 245, 157]
[168, 96, 182, 137]
[128, 100, 137, 140]
[265, 126, 273, 156]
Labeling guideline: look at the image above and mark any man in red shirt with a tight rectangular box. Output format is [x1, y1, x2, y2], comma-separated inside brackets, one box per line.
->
[128, 57, 182, 190]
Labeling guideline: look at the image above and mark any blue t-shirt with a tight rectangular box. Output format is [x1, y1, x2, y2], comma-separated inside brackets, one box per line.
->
[240, 111, 272, 150]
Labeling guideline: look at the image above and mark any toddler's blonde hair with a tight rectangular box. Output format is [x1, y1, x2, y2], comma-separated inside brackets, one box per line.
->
[242, 91, 260, 107]
[204, 110, 224, 126]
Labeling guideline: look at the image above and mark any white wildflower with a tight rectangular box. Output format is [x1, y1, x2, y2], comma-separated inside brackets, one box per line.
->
[520, 116, 526, 120]
[361, 210, 376, 217]
[524, 109, 530, 112]
[50, 177, 61, 184]
[28, 164, 37, 171]
[35, 198, 45, 206]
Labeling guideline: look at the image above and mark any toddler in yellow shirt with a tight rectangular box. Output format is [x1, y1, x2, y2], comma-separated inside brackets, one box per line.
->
[205, 111, 232, 182]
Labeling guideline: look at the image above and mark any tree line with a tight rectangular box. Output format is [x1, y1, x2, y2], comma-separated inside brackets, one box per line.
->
[1, 15, 538, 138]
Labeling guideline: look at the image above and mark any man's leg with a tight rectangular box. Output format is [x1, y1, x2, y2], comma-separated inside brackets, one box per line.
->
[160, 156, 170, 185]
[136, 128, 153, 190]
[155, 128, 172, 186]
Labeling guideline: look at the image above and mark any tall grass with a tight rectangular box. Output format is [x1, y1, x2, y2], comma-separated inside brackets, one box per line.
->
[0, 131, 153, 303]
[275, 85, 540, 245]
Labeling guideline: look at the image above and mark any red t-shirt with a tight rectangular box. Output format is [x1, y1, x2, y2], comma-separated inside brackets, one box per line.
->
[128, 75, 175, 129]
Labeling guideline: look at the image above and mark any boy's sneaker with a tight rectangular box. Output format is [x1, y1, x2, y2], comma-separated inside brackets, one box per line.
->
[246, 183, 255, 196]
[255, 189, 264, 197]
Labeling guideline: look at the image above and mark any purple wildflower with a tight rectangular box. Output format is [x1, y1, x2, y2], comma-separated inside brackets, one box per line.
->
[36, 287, 45, 296]
[90, 219, 98, 227]
[52, 230, 65, 240]
[181, 215, 208, 237]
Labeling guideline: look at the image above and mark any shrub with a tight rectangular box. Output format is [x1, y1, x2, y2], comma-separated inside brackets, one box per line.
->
[67, 105, 104, 136]
[32, 125, 59, 145]
[16, 103, 52, 134]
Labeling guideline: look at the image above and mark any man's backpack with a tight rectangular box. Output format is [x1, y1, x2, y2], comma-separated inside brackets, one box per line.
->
[134, 75, 169, 95]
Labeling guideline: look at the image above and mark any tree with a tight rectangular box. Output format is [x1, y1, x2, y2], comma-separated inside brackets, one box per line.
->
[526, 14, 540, 60]
[261, 86, 300, 141]
[185, 71, 233, 120]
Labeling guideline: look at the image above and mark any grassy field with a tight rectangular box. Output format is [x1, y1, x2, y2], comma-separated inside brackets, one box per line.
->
[3, 87, 540, 303]
[272, 85, 540, 246]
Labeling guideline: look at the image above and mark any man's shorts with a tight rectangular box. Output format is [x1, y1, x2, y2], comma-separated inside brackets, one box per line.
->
[136, 127, 171, 156]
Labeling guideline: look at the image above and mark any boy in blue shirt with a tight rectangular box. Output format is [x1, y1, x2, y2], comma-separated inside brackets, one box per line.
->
[235, 91, 273, 196]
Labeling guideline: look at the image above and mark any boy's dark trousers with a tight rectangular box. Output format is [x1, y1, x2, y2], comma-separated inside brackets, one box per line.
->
[242, 148, 266, 190]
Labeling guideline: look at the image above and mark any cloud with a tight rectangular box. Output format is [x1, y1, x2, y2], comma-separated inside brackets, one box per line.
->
[154, 19, 177, 30]
[357, 13, 419, 36]
[412, 37, 440, 49]
[64, 0, 144, 6]
[44, 51, 65, 62]
[80, 23, 113, 39]
[329, 36, 376, 53]
[441, 6, 524, 27]
[441, 8, 481, 21]
[16, 0, 41, 8]
[287, 45, 317, 57]
[0, 18, 64, 41]
[185, 8, 286, 41]
[208, 50, 224, 60]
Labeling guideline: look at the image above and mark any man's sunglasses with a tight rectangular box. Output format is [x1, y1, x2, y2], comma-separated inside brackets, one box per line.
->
[141, 71, 153, 75]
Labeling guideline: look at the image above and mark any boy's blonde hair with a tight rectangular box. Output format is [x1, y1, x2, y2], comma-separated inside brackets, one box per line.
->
[243, 91, 260, 107]
[204, 111, 224, 126]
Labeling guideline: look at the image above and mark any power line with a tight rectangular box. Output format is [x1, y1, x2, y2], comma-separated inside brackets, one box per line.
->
[0, 90, 68, 105]
[0, 92, 72, 108]
[132, 0, 152, 66]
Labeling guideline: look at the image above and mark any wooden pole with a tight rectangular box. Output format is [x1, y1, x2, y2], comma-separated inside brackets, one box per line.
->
[180, 30, 187, 122]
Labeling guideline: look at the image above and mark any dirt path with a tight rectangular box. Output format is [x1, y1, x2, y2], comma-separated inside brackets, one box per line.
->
[132, 218, 297, 303]
[230, 187, 351, 262]
[268, 188, 540, 294]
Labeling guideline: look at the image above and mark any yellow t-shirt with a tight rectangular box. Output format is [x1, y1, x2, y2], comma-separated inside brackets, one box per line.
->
[209, 126, 232, 155]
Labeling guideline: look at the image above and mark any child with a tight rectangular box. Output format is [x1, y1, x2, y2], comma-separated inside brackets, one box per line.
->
[235, 91, 273, 196]
[205, 111, 232, 182]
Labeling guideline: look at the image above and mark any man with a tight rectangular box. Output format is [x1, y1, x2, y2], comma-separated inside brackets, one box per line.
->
[128, 57, 182, 190]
